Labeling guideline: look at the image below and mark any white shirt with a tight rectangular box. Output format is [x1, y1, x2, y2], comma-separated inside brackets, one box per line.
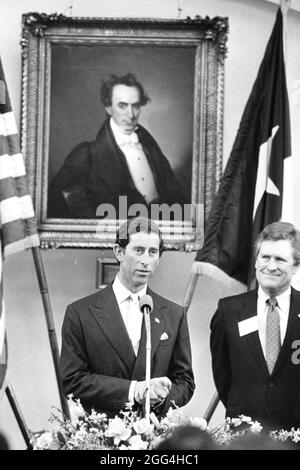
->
[257, 286, 291, 357]
[112, 275, 147, 404]
[110, 117, 158, 203]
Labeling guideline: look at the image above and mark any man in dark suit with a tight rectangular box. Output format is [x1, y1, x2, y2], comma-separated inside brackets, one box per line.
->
[60, 217, 195, 417]
[48, 73, 185, 218]
[210, 221, 300, 430]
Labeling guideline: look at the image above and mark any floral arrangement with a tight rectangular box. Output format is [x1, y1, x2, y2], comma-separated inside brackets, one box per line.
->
[31, 395, 207, 450]
[211, 415, 300, 448]
[31, 396, 300, 450]
[210, 415, 263, 446]
[270, 428, 300, 444]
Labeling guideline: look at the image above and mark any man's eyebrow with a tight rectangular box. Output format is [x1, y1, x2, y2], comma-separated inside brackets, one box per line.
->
[117, 101, 141, 105]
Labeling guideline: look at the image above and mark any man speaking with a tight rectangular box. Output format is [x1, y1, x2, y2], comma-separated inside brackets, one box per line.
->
[60, 217, 195, 417]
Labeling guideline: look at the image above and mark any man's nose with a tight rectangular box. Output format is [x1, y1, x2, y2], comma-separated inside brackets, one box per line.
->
[265, 258, 278, 270]
[140, 252, 150, 265]
[126, 106, 134, 118]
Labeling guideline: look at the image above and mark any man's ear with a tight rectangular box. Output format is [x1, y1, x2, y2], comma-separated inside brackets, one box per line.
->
[113, 244, 124, 262]
[292, 263, 299, 276]
[105, 106, 112, 116]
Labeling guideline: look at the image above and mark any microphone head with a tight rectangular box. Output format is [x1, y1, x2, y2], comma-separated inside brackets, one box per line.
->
[139, 294, 153, 313]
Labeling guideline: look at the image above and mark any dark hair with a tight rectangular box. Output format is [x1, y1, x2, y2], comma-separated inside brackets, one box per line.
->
[156, 425, 217, 450]
[227, 432, 294, 450]
[115, 217, 164, 255]
[100, 73, 150, 107]
[254, 221, 300, 265]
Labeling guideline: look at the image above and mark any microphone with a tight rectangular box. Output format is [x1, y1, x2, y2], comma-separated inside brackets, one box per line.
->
[139, 295, 153, 314]
[139, 295, 153, 423]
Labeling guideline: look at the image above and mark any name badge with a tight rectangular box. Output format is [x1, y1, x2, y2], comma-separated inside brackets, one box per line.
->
[238, 315, 259, 337]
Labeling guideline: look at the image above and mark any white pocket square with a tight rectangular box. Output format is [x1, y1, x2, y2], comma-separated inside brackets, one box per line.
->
[160, 332, 169, 341]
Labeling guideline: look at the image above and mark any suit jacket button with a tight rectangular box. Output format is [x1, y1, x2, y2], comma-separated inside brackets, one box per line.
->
[269, 382, 274, 388]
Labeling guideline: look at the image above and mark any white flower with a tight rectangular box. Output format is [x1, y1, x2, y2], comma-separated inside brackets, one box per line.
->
[161, 407, 186, 428]
[72, 429, 88, 443]
[34, 432, 54, 450]
[133, 418, 154, 436]
[276, 430, 291, 441]
[240, 415, 252, 424]
[290, 428, 300, 443]
[250, 421, 263, 433]
[68, 397, 85, 424]
[105, 417, 132, 445]
[151, 435, 164, 449]
[119, 444, 129, 450]
[128, 435, 149, 450]
[189, 417, 208, 431]
[230, 417, 242, 427]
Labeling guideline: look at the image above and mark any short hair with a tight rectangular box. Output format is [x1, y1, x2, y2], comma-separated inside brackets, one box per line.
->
[115, 217, 164, 255]
[254, 221, 300, 265]
[156, 425, 217, 450]
[100, 73, 150, 107]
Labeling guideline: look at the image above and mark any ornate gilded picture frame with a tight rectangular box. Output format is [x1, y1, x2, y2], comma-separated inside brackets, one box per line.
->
[21, 13, 228, 250]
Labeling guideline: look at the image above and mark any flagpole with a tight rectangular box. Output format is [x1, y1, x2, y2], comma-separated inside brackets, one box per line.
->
[202, 391, 219, 423]
[182, 268, 220, 423]
[280, 0, 293, 225]
[31, 247, 70, 419]
[5, 383, 33, 449]
[182, 270, 199, 309]
[280, 0, 291, 62]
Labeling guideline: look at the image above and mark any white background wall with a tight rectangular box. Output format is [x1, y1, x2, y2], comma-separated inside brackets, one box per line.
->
[0, 0, 300, 449]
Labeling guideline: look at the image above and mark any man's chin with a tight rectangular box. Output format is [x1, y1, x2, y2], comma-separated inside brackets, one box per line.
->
[135, 272, 151, 282]
[122, 123, 137, 132]
[124, 127, 136, 133]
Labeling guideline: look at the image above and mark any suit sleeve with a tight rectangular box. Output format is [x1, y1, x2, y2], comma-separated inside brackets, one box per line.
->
[48, 142, 95, 218]
[158, 308, 195, 414]
[210, 301, 232, 407]
[60, 305, 131, 413]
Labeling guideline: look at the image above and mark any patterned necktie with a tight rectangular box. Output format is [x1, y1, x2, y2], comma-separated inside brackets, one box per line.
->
[128, 294, 141, 355]
[265, 298, 281, 374]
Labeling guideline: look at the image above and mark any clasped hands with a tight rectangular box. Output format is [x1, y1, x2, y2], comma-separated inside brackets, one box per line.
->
[134, 376, 172, 405]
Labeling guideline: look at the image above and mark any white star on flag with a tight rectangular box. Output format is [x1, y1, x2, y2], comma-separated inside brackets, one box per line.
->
[253, 125, 280, 219]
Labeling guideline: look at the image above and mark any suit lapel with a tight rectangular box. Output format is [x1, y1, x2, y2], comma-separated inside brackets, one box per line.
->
[272, 288, 300, 376]
[132, 289, 164, 379]
[93, 120, 143, 195]
[88, 285, 136, 374]
[239, 291, 269, 376]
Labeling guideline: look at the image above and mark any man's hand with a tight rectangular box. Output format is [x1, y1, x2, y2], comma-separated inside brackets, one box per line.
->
[134, 377, 172, 404]
[150, 376, 172, 403]
[134, 381, 147, 404]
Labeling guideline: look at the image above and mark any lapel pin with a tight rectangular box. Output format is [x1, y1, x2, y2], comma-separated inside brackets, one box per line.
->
[155, 317, 160, 324]
[298, 314, 300, 318]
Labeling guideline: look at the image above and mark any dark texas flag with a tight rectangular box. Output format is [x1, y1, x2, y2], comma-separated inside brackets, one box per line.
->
[194, 7, 291, 289]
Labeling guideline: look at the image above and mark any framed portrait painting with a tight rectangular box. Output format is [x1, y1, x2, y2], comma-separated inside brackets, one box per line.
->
[21, 13, 228, 250]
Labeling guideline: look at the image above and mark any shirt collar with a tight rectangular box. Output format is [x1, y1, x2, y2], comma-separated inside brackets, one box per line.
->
[109, 117, 138, 145]
[112, 274, 147, 304]
[258, 285, 291, 308]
